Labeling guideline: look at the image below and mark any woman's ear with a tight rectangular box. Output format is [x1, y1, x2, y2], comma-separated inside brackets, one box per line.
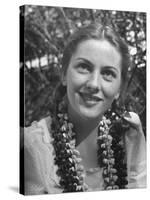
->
[61, 74, 67, 86]
[62, 80, 67, 86]
[114, 92, 120, 100]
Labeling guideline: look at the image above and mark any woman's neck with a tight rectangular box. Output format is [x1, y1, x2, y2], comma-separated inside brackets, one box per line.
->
[68, 106, 101, 146]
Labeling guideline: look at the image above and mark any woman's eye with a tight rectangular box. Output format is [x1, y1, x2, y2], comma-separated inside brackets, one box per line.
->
[101, 70, 116, 81]
[77, 63, 91, 73]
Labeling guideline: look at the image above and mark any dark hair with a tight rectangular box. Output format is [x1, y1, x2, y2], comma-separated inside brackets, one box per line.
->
[52, 22, 131, 112]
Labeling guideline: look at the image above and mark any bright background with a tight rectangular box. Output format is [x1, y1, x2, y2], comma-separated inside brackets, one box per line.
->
[0, 0, 149, 200]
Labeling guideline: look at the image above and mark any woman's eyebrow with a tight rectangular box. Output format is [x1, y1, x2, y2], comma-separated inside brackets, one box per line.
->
[76, 58, 94, 66]
[102, 66, 119, 73]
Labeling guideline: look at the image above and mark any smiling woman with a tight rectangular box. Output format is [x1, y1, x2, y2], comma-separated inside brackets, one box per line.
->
[23, 22, 146, 195]
[64, 39, 121, 122]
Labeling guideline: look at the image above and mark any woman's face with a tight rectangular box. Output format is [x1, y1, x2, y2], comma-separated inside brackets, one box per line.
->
[63, 39, 122, 121]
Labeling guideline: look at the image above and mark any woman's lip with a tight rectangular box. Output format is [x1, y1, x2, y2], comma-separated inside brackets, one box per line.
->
[79, 92, 103, 102]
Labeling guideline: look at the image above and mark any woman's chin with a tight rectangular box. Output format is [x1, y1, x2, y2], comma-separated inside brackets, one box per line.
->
[78, 107, 103, 121]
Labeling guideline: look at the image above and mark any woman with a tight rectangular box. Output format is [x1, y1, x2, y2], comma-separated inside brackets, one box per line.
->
[23, 23, 146, 195]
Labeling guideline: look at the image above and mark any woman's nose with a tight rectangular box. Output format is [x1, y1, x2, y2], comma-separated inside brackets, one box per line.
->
[86, 72, 101, 93]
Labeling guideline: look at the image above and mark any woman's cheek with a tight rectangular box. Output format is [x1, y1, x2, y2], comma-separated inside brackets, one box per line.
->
[68, 72, 87, 89]
[102, 81, 121, 99]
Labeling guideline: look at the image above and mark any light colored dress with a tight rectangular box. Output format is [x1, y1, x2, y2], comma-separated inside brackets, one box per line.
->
[23, 116, 146, 195]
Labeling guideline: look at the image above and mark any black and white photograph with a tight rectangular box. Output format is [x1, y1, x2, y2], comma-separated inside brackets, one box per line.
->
[20, 4, 146, 196]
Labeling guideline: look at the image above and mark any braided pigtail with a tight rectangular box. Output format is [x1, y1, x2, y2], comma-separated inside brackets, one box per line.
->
[49, 82, 67, 117]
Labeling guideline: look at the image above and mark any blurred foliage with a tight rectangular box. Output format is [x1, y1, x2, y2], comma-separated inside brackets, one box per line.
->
[20, 5, 146, 135]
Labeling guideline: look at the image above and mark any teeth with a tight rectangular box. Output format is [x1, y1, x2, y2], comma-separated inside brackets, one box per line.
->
[85, 97, 97, 101]
[80, 93, 101, 102]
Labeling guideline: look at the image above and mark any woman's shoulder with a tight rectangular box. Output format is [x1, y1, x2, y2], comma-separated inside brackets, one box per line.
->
[22, 116, 54, 163]
[22, 116, 63, 194]
[124, 127, 146, 188]
[23, 116, 53, 145]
